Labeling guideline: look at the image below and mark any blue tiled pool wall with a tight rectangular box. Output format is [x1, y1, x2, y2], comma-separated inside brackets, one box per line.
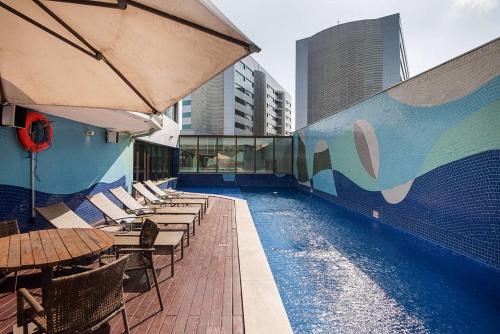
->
[157, 178, 177, 190]
[177, 173, 296, 188]
[293, 40, 500, 269]
[0, 113, 133, 232]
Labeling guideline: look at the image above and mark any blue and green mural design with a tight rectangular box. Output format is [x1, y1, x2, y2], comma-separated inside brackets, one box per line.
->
[294, 75, 500, 269]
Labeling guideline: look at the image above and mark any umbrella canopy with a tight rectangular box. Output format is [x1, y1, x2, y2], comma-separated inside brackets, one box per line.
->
[0, 0, 259, 115]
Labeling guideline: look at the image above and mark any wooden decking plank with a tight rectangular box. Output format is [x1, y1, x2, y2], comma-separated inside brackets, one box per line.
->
[196, 202, 226, 334]
[184, 316, 199, 334]
[232, 228, 243, 316]
[232, 316, 244, 334]
[19, 233, 34, 267]
[29, 231, 47, 266]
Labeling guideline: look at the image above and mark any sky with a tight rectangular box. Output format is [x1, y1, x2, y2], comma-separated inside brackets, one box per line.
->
[211, 0, 500, 100]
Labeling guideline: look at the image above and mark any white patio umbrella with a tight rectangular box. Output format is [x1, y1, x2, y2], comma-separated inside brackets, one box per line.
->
[0, 0, 259, 114]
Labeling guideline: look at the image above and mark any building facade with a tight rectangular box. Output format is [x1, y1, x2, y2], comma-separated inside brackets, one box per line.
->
[296, 13, 409, 129]
[182, 56, 293, 136]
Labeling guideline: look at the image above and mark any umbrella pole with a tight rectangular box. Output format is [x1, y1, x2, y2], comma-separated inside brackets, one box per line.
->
[29, 151, 35, 224]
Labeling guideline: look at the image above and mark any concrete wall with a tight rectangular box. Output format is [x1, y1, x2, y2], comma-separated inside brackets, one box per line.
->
[293, 38, 500, 269]
[0, 113, 133, 231]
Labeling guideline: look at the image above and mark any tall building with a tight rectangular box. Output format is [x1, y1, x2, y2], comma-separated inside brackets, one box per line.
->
[296, 13, 409, 129]
[182, 56, 293, 136]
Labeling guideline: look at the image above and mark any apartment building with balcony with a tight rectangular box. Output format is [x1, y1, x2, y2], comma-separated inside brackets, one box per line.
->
[181, 56, 293, 136]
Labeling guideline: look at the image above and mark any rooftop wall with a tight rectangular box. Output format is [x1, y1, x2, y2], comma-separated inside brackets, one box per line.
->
[293, 38, 500, 269]
[0, 113, 133, 231]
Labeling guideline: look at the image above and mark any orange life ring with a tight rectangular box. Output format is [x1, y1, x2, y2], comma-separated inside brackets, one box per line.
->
[17, 111, 52, 152]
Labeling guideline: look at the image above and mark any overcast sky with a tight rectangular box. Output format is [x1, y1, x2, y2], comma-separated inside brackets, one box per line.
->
[212, 0, 500, 100]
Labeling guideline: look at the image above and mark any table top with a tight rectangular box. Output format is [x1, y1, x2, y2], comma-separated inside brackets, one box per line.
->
[0, 228, 114, 271]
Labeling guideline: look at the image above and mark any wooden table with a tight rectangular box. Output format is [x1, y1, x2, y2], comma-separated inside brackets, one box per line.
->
[0, 228, 114, 304]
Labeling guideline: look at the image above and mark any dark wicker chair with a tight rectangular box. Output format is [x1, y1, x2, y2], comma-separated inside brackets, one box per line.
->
[17, 255, 130, 334]
[0, 220, 20, 291]
[100, 219, 164, 310]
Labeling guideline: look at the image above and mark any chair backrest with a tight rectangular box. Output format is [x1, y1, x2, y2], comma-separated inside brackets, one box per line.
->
[87, 193, 135, 222]
[140, 219, 160, 248]
[109, 187, 144, 211]
[132, 183, 161, 203]
[0, 220, 19, 238]
[45, 255, 129, 333]
[144, 180, 167, 197]
[35, 203, 91, 229]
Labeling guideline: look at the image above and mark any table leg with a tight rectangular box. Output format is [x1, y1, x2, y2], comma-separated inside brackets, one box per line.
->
[40, 266, 53, 307]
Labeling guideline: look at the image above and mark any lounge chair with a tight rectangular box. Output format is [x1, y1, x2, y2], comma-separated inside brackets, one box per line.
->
[37, 201, 185, 274]
[35, 202, 124, 233]
[144, 180, 209, 206]
[132, 183, 206, 216]
[100, 219, 164, 309]
[17, 255, 130, 333]
[87, 193, 195, 245]
[109, 186, 201, 226]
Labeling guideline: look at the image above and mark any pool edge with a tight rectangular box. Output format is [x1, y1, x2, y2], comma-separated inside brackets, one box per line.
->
[192, 192, 294, 334]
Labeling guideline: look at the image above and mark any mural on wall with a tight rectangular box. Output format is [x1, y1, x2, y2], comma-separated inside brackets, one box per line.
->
[0, 114, 133, 230]
[293, 39, 500, 269]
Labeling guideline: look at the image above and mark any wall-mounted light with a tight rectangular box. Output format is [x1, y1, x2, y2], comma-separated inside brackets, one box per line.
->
[85, 128, 95, 136]
[106, 130, 119, 143]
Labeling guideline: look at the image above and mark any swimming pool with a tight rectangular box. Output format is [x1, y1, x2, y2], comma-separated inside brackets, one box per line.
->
[182, 187, 500, 333]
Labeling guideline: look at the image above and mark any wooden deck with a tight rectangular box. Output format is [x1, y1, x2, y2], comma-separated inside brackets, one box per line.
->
[0, 197, 243, 334]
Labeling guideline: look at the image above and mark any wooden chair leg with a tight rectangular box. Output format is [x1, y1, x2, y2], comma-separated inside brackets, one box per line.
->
[150, 268, 163, 311]
[121, 309, 130, 334]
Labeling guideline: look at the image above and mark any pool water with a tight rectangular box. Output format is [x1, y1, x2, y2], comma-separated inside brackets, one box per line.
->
[181, 187, 500, 334]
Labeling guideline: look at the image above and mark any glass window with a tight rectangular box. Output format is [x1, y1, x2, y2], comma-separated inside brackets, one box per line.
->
[255, 137, 274, 173]
[217, 137, 236, 172]
[198, 137, 217, 173]
[133, 141, 174, 181]
[275, 137, 292, 174]
[182, 100, 191, 106]
[182, 124, 192, 130]
[182, 112, 191, 118]
[134, 142, 146, 182]
[179, 137, 198, 172]
[164, 103, 178, 123]
[237, 138, 255, 173]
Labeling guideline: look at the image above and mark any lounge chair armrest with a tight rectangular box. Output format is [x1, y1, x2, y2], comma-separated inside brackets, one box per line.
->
[130, 208, 153, 215]
[17, 288, 45, 316]
[116, 247, 156, 253]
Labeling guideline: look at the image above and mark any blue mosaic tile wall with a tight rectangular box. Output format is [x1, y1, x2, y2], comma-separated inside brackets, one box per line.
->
[0, 177, 126, 232]
[293, 40, 500, 269]
[177, 173, 296, 188]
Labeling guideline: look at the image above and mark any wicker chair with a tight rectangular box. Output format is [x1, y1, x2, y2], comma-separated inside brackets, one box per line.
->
[17, 255, 130, 334]
[0, 220, 20, 291]
[100, 219, 164, 310]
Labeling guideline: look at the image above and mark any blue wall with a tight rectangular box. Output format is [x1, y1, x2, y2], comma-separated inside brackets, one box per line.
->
[293, 39, 500, 269]
[0, 113, 133, 231]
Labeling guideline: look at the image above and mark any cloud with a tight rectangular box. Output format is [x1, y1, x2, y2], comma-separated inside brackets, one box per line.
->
[451, 0, 498, 13]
